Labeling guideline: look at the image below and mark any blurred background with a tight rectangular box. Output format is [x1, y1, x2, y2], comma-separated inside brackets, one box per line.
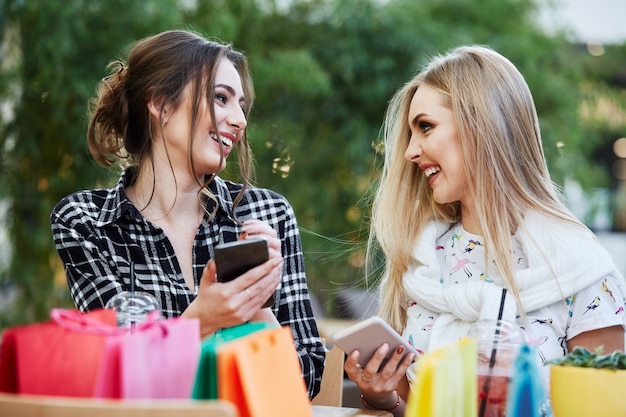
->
[0, 0, 625, 327]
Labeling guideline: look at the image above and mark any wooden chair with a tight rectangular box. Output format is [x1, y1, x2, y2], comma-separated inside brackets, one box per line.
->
[311, 342, 345, 407]
[0, 393, 238, 417]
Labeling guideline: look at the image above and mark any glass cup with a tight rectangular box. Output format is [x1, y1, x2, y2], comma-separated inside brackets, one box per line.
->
[469, 319, 525, 417]
[105, 291, 161, 329]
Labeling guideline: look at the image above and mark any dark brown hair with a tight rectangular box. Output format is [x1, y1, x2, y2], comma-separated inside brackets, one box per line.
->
[87, 29, 255, 216]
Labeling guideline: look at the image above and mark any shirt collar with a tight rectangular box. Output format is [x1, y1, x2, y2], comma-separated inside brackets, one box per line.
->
[94, 168, 140, 227]
[94, 168, 239, 227]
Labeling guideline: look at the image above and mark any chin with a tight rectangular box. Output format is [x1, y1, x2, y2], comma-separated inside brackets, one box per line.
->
[432, 194, 457, 206]
[195, 154, 227, 173]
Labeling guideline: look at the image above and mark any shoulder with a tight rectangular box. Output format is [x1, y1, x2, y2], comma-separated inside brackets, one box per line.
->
[245, 186, 292, 209]
[51, 188, 110, 224]
[214, 177, 295, 217]
[520, 211, 591, 239]
[51, 169, 135, 228]
[51, 176, 125, 231]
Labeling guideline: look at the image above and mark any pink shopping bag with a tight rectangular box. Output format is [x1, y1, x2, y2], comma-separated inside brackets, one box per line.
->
[94, 315, 201, 399]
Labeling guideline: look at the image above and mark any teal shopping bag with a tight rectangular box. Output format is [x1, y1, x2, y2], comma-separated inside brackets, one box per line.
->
[192, 321, 277, 399]
[506, 344, 549, 417]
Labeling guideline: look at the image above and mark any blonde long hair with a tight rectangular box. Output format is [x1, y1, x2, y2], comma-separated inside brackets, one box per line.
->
[370, 45, 586, 332]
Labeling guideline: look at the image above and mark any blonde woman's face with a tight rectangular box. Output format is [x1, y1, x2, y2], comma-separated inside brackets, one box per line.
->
[405, 85, 469, 206]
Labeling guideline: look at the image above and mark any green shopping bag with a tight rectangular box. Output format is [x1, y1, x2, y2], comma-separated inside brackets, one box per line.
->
[192, 322, 277, 399]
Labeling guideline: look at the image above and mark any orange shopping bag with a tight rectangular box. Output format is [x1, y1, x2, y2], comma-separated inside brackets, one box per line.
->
[217, 326, 312, 417]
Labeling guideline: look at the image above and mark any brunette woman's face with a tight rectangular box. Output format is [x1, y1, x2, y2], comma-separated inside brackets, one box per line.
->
[404, 85, 469, 206]
[161, 57, 247, 176]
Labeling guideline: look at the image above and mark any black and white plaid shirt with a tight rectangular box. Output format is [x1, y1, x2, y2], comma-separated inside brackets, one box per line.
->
[50, 168, 325, 398]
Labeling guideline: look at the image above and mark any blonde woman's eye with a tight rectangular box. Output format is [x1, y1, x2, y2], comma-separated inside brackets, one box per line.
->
[419, 122, 432, 132]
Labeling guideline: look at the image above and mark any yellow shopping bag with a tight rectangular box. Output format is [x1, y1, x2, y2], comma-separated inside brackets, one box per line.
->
[406, 337, 477, 417]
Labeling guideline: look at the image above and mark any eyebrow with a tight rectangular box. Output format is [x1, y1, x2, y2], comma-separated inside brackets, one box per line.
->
[409, 112, 427, 128]
[215, 83, 246, 105]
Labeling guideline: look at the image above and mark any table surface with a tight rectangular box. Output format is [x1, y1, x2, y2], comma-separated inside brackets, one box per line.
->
[312, 405, 393, 417]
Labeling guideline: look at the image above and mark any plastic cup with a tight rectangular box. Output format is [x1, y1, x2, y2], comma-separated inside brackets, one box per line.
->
[105, 291, 161, 328]
[469, 319, 525, 417]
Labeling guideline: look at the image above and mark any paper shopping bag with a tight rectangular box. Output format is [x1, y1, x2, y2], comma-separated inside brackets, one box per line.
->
[505, 344, 548, 417]
[0, 308, 116, 397]
[218, 326, 312, 417]
[193, 321, 276, 400]
[406, 337, 477, 417]
[94, 316, 201, 399]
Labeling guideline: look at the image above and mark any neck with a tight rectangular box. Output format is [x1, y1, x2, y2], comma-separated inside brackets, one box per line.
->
[460, 202, 481, 235]
[126, 161, 204, 223]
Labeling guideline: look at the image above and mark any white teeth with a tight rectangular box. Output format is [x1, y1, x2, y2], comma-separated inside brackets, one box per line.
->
[424, 166, 441, 178]
[211, 133, 232, 147]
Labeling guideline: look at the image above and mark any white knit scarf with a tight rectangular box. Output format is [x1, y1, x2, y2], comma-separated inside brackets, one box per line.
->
[402, 211, 620, 353]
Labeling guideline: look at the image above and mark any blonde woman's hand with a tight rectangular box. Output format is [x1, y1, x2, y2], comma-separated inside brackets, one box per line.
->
[344, 343, 414, 409]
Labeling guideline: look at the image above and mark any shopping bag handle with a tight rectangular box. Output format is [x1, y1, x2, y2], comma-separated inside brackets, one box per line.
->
[50, 308, 165, 335]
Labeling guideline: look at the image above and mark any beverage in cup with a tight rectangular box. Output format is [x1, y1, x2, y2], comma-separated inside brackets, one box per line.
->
[105, 291, 161, 328]
[469, 319, 525, 417]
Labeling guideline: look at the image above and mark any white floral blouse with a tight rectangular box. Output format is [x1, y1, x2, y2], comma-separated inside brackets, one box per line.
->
[404, 222, 626, 365]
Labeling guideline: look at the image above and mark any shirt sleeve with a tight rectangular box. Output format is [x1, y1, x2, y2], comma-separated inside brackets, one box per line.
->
[260, 191, 326, 399]
[567, 274, 626, 341]
[50, 196, 124, 312]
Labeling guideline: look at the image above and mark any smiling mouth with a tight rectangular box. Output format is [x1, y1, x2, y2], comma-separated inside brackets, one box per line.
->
[210, 132, 232, 147]
[424, 166, 441, 178]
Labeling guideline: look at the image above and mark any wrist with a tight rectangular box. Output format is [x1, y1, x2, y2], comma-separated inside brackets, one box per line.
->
[181, 304, 217, 338]
[360, 390, 400, 412]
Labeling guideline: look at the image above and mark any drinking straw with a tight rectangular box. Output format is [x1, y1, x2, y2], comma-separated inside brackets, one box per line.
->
[129, 262, 136, 332]
[130, 262, 135, 295]
[478, 288, 508, 417]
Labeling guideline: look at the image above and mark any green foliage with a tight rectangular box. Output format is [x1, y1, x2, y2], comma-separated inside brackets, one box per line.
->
[0, 0, 623, 324]
[0, 0, 185, 325]
[546, 346, 626, 369]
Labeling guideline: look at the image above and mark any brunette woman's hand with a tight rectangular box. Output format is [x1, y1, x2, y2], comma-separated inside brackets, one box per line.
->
[183, 255, 282, 337]
[239, 219, 282, 261]
[182, 219, 283, 337]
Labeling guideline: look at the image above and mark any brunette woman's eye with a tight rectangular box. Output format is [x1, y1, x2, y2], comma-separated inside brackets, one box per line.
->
[215, 94, 227, 103]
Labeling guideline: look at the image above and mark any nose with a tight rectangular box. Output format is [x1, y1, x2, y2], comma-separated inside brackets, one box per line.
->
[227, 104, 247, 132]
[404, 133, 422, 162]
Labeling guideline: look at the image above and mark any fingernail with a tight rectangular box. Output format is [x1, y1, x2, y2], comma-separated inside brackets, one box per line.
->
[397, 346, 405, 354]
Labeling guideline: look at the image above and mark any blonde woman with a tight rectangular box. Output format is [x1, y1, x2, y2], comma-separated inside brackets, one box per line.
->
[344, 45, 626, 416]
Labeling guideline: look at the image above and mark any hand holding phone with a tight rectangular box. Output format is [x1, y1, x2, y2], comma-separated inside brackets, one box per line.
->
[214, 238, 275, 308]
[332, 316, 418, 367]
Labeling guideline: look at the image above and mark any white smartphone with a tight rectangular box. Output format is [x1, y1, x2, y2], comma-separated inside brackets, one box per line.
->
[332, 316, 418, 367]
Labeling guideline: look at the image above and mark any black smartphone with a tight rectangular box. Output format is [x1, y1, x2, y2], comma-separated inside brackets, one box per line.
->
[214, 238, 274, 308]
